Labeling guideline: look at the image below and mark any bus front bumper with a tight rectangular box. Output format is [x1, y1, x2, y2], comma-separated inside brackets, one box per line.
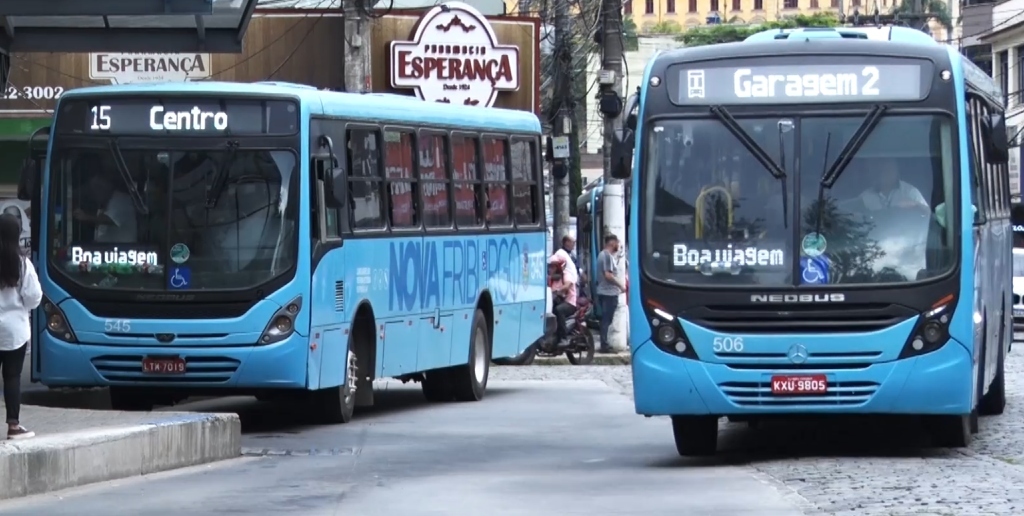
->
[35, 332, 309, 389]
[631, 339, 973, 416]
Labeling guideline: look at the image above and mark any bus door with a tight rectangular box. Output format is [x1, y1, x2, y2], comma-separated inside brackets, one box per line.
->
[18, 129, 47, 381]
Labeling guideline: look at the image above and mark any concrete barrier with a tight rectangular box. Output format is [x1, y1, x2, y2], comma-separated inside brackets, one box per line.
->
[0, 413, 240, 500]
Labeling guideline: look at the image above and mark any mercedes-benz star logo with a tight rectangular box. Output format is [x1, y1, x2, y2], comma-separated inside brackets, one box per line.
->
[787, 344, 808, 364]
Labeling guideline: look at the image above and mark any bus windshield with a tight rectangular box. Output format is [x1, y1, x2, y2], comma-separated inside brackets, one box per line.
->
[643, 113, 956, 286]
[48, 145, 299, 291]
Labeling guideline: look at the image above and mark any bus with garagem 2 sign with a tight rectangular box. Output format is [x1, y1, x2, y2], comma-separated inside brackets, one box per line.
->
[19, 81, 547, 420]
[607, 25, 1013, 455]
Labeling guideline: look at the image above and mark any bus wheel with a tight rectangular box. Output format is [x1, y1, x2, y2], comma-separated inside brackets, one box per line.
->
[109, 387, 155, 412]
[422, 369, 454, 402]
[929, 415, 972, 448]
[671, 415, 718, 456]
[451, 309, 491, 402]
[316, 348, 358, 424]
[979, 342, 1006, 416]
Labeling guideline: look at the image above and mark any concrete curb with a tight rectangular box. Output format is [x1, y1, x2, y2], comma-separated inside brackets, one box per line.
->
[532, 353, 631, 366]
[0, 412, 240, 500]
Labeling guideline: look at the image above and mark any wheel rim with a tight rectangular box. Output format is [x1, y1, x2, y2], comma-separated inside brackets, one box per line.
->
[473, 327, 486, 382]
[344, 350, 358, 406]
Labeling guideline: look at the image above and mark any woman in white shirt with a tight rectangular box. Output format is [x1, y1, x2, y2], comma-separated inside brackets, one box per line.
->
[0, 213, 42, 439]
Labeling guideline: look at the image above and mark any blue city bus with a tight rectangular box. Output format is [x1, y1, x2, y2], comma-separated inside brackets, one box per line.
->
[19, 81, 547, 422]
[608, 25, 1013, 454]
[576, 177, 602, 315]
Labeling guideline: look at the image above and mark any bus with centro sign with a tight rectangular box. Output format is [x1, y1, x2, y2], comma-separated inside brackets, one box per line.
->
[608, 24, 1013, 455]
[20, 81, 547, 419]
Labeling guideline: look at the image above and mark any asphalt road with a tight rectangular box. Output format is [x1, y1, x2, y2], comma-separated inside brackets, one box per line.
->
[0, 379, 804, 516]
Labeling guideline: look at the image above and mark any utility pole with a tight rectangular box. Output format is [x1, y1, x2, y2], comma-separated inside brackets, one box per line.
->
[343, 0, 368, 93]
[599, 0, 628, 352]
[549, 0, 573, 249]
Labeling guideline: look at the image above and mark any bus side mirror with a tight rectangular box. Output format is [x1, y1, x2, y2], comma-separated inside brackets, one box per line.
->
[610, 129, 634, 180]
[317, 135, 344, 209]
[983, 113, 1010, 164]
[17, 157, 36, 202]
[625, 112, 637, 132]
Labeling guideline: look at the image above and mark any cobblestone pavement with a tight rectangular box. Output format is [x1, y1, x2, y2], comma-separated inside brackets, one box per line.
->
[491, 351, 1024, 516]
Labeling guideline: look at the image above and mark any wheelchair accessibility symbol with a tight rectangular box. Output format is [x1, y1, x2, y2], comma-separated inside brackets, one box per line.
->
[800, 256, 829, 285]
[168, 266, 191, 290]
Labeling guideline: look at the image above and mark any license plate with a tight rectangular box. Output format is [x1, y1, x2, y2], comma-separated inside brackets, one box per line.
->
[770, 374, 827, 395]
[142, 357, 186, 374]
[1014, 308, 1024, 317]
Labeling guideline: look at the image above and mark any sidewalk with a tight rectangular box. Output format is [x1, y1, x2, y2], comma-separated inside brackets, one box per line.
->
[2, 353, 240, 500]
[533, 350, 632, 365]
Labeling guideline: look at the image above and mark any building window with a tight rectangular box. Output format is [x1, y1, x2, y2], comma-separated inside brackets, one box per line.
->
[689, 0, 697, 11]
[667, 0, 675, 12]
[810, 0, 818, 6]
[1017, 45, 1024, 104]
[754, 0, 763, 9]
[710, 0, 718, 11]
[732, 0, 740, 10]
[998, 50, 1009, 105]
[645, 0, 654, 13]
[830, 0, 839, 6]
[624, 0, 632, 14]
[851, 0, 860, 6]
[784, 0, 797, 7]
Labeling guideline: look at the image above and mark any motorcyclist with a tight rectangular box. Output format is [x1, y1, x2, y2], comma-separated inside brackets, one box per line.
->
[548, 251, 578, 349]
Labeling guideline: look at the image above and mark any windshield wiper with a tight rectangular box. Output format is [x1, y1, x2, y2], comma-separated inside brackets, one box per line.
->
[811, 104, 887, 236]
[206, 140, 240, 209]
[709, 106, 789, 226]
[108, 140, 149, 215]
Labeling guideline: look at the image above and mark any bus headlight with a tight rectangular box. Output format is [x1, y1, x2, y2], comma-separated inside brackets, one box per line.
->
[259, 296, 302, 345]
[42, 296, 77, 343]
[646, 301, 698, 359]
[899, 294, 954, 359]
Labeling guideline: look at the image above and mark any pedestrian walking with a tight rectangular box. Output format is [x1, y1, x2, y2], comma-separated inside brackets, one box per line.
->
[0, 213, 42, 439]
[596, 234, 626, 354]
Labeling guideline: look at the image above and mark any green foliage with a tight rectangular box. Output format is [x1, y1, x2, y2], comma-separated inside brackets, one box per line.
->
[677, 12, 841, 47]
[624, 15, 640, 51]
[891, 0, 952, 30]
[646, 20, 684, 35]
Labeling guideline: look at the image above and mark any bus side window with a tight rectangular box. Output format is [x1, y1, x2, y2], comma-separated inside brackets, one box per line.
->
[451, 133, 483, 227]
[966, 100, 987, 224]
[510, 138, 540, 226]
[347, 127, 386, 230]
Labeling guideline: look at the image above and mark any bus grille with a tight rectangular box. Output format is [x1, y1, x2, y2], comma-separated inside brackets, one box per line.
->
[91, 355, 241, 383]
[684, 303, 915, 334]
[719, 380, 879, 407]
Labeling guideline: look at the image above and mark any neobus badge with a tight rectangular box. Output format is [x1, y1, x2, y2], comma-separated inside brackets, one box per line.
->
[149, 105, 228, 131]
[389, 1, 520, 107]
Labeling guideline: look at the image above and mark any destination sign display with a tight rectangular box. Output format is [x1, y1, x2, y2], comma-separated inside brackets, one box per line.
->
[55, 98, 299, 135]
[669, 58, 933, 105]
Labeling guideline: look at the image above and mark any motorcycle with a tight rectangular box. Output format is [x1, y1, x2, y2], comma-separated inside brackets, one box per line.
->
[494, 288, 596, 366]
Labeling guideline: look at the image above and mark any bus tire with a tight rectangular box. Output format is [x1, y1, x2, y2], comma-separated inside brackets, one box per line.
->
[929, 415, 972, 448]
[451, 309, 491, 402]
[315, 345, 358, 424]
[671, 415, 718, 456]
[979, 335, 1006, 416]
[422, 369, 454, 402]
[109, 387, 154, 412]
